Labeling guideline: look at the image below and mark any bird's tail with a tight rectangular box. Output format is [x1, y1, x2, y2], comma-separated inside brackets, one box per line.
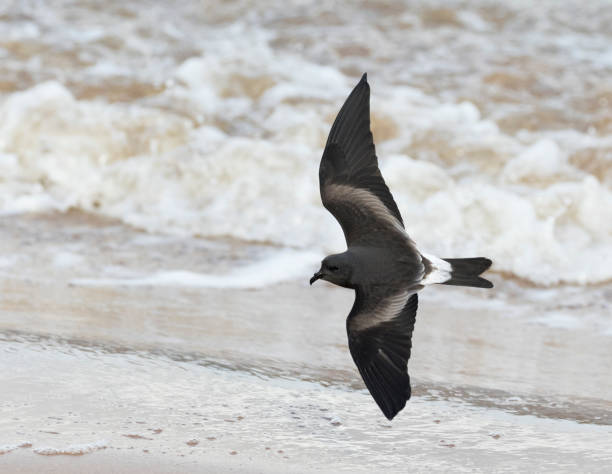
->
[440, 257, 493, 288]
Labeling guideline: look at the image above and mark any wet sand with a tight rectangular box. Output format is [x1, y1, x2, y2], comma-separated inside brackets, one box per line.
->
[1, 213, 611, 472]
[1, 450, 292, 474]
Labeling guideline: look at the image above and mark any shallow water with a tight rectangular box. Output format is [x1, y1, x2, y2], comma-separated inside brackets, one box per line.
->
[2, 337, 612, 473]
[1, 214, 611, 471]
[1, 0, 612, 472]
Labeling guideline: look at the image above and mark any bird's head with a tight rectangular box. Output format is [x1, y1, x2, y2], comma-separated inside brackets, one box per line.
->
[310, 253, 353, 288]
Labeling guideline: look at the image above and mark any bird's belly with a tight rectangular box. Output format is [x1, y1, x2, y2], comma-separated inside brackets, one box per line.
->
[351, 246, 424, 287]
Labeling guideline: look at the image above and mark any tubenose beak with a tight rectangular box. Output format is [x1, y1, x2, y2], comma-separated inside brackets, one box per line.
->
[310, 270, 324, 285]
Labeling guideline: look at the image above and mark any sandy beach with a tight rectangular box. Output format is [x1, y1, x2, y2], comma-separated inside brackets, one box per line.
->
[1, 213, 611, 472]
[1, 0, 612, 471]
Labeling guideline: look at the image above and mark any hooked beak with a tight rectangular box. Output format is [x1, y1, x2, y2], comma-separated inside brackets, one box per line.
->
[310, 270, 324, 285]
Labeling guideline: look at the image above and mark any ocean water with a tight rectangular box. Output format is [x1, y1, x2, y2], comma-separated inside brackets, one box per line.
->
[1, 0, 612, 285]
[1, 1, 611, 472]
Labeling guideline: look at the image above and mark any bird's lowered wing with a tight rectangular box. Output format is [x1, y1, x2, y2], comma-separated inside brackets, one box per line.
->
[319, 74, 407, 247]
[346, 288, 418, 420]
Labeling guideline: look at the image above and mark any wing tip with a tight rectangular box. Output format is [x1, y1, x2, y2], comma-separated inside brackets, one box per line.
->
[360, 72, 368, 83]
[381, 387, 410, 420]
[365, 363, 412, 421]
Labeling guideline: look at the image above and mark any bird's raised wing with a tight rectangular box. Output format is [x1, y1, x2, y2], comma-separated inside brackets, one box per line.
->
[319, 74, 408, 247]
[346, 287, 418, 420]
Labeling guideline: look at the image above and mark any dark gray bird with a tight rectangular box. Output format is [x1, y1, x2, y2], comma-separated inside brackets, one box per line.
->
[310, 73, 493, 420]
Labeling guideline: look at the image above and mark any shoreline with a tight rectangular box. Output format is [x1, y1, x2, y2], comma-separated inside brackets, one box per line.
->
[1, 213, 611, 473]
[2, 335, 611, 474]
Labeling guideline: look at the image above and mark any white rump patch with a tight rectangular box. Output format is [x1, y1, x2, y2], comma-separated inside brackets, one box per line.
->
[420, 253, 452, 285]
[351, 290, 412, 331]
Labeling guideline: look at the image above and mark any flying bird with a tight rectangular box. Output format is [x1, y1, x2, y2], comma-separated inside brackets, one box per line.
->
[310, 73, 493, 420]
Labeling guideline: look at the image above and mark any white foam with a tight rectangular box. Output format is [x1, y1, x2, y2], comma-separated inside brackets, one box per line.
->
[71, 250, 321, 289]
[1, 13, 612, 286]
[531, 313, 583, 330]
[53, 252, 84, 268]
[502, 140, 573, 183]
[0, 255, 19, 268]
[0, 442, 31, 455]
[33, 440, 107, 456]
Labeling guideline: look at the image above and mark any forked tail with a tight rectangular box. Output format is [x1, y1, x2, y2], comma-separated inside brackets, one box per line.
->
[440, 257, 493, 288]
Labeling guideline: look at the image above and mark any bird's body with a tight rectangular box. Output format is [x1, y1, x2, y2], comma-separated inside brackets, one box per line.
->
[310, 74, 493, 420]
[321, 246, 422, 290]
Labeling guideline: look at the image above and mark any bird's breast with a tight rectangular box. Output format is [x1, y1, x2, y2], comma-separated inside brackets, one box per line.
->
[348, 246, 423, 287]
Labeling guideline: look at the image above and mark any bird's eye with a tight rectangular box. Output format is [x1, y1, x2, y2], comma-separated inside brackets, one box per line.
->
[329, 265, 339, 272]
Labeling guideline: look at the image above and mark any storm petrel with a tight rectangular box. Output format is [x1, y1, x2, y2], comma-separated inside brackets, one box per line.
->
[310, 74, 493, 420]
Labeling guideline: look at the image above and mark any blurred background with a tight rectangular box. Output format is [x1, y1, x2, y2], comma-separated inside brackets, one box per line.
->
[0, 1, 611, 472]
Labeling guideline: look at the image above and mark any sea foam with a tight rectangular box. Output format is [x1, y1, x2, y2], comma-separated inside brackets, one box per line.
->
[1, 10, 611, 286]
[0, 442, 32, 455]
[33, 440, 108, 456]
[71, 250, 321, 288]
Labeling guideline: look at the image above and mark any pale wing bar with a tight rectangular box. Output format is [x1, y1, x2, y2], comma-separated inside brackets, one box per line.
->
[319, 74, 406, 247]
[347, 291, 418, 420]
[322, 183, 410, 246]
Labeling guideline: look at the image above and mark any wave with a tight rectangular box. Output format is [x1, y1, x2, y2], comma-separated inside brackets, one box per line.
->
[71, 249, 321, 288]
[1, 4, 611, 286]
